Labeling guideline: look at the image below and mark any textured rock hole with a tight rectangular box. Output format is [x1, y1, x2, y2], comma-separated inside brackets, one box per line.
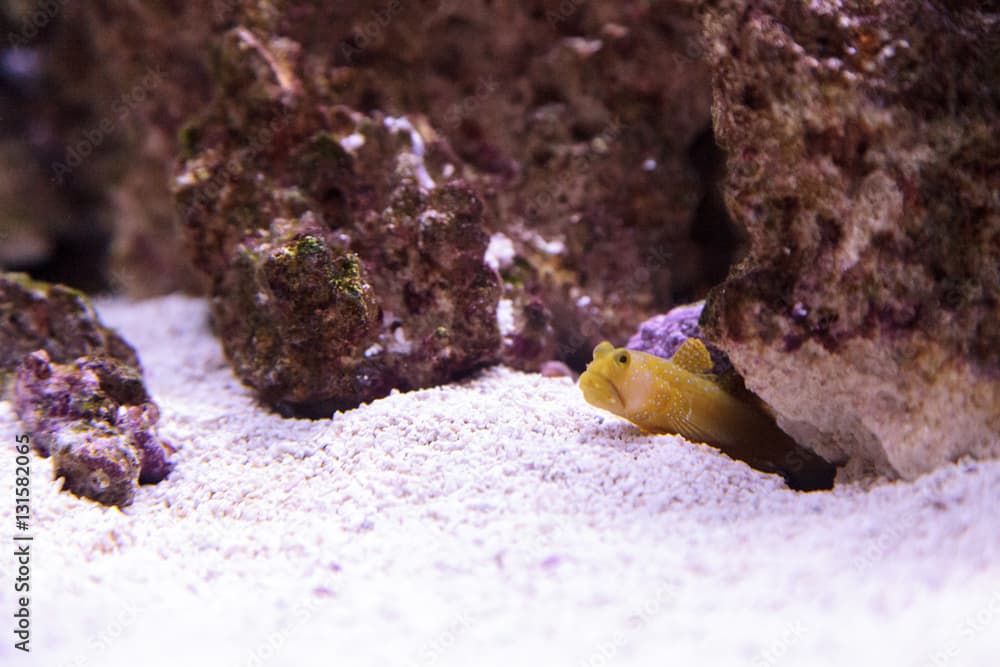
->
[431, 49, 463, 80]
[458, 118, 484, 141]
[88, 469, 110, 493]
[686, 125, 745, 299]
[818, 216, 842, 249]
[570, 120, 601, 142]
[358, 88, 382, 114]
[320, 187, 351, 229]
[532, 84, 565, 107]
[741, 84, 764, 110]
[531, 147, 554, 166]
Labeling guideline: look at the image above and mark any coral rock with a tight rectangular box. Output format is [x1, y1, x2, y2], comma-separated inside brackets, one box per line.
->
[13, 350, 173, 506]
[177, 99, 502, 414]
[213, 218, 382, 414]
[701, 0, 1000, 480]
[52, 1, 728, 375]
[627, 301, 733, 376]
[47, 423, 141, 508]
[0, 272, 139, 389]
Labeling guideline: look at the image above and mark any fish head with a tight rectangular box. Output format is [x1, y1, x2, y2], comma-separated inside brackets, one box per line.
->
[578, 341, 634, 416]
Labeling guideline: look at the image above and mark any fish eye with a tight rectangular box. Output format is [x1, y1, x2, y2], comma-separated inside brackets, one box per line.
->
[617, 352, 629, 365]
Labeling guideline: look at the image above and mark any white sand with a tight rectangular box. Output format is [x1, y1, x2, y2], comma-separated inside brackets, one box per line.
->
[1, 294, 998, 666]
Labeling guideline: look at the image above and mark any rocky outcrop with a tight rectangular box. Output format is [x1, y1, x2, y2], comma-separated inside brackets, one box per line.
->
[7, 2, 732, 411]
[176, 92, 503, 414]
[0, 272, 139, 386]
[160, 1, 729, 413]
[1, 272, 172, 505]
[13, 350, 173, 506]
[700, 0, 1000, 480]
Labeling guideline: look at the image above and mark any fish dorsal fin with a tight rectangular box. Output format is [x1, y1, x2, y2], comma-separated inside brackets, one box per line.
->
[670, 338, 714, 375]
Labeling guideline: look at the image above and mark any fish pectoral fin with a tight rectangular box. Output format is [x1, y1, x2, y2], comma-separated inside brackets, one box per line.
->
[670, 338, 714, 375]
[667, 412, 719, 447]
[654, 386, 718, 446]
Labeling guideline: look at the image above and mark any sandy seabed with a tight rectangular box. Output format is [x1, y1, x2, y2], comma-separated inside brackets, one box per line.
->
[0, 295, 998, 666]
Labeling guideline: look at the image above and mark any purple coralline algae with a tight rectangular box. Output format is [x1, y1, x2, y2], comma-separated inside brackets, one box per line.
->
[627, 301, 733, 376]
[2, 273, 172, 505]
[0, 272, 139, 383]
[13, 351, 173, 506]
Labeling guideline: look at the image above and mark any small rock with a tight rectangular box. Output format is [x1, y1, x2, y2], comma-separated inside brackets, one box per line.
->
[13, 349, 173, 506]
[0, 272, 139, 389]
[539, 360, 576, 379]
[626, 300, 732, 375]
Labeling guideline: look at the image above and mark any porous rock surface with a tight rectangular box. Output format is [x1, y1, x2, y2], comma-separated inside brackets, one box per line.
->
[36, 1, 729, 413]
[176, 88, 502, 414]
[700, 0, 1000, 480]
[627, 300, 733, 376]
[0, 272, 139, 386]
[13, 350, 173, 506]
[163, 1, 726, 413]
[1, 272, 172, 505]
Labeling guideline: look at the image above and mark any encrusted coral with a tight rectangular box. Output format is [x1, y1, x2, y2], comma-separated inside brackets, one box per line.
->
[2, 272, 172, 504]
[13, 350, 173, 506]
[176, 93, 502, 413]
[700, 0, 1000, 480]
[19, 2, 729, 395]
[0, 272, 139, 388]
[627, 300, 733, 376]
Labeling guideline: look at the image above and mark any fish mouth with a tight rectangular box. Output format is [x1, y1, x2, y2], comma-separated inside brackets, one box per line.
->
[578, 370, 626, 413]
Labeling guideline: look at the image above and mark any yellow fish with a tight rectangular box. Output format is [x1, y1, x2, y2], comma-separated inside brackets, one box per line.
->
[579, 339, 835, 490]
